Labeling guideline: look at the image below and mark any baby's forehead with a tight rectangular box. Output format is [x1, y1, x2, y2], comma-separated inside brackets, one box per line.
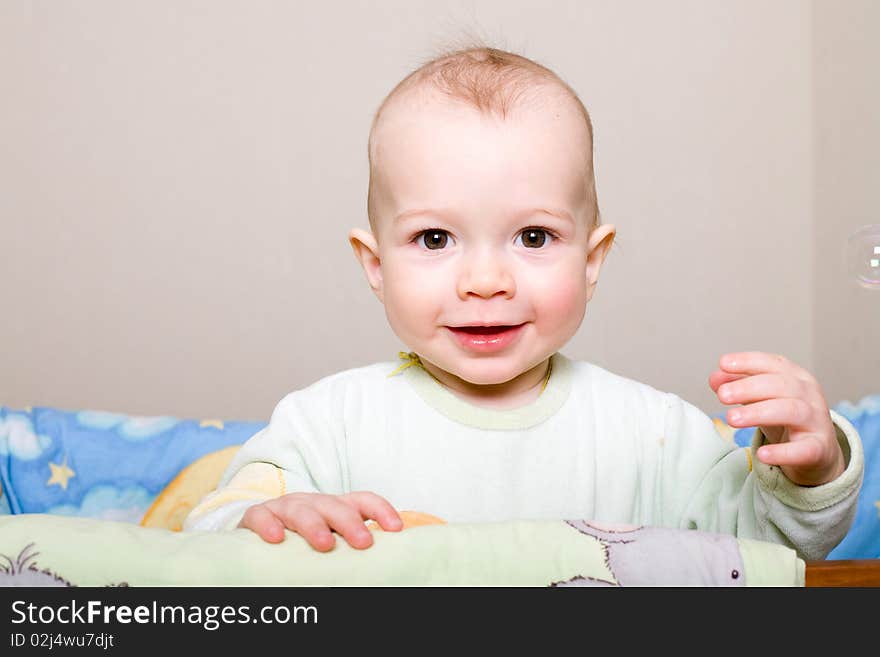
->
[369, 88, 593, 227]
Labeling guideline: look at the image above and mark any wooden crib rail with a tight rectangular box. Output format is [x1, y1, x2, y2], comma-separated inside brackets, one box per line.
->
[805, 559, 880, 587]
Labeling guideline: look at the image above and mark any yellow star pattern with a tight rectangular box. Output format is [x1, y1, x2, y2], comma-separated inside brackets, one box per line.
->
[47, 456, 76, 490]
[875, 501, 880, 518]
[199, 419, 224, 430]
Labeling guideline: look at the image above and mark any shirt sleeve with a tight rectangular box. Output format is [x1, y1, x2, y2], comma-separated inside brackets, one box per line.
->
[662, 394, 864, 561]
[183, 381, 349, 532]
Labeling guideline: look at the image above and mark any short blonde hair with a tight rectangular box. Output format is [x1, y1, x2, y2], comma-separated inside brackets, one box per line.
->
[367, 46, 601, 230]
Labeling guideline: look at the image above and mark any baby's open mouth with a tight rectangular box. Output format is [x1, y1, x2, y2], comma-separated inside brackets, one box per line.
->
[449, 324, 522, 335]
[445, 324, 527, 352]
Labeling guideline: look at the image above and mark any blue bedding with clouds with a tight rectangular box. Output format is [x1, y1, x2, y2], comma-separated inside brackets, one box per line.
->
[0, 407, 264, 522]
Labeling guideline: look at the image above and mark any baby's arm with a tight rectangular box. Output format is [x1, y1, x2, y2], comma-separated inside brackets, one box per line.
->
[663, 386, 863, 560]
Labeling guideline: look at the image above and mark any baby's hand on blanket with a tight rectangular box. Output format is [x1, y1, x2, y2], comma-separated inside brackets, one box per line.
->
[238, 491, 403, 551]
[709, 351, 845, 486]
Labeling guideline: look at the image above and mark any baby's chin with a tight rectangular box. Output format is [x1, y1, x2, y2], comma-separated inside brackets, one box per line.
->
[453, 367, 528, 387]
[424, 354, 548, 389]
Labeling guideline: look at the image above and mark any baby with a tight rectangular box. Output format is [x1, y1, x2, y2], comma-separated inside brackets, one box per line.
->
[184, 47, 863, 561]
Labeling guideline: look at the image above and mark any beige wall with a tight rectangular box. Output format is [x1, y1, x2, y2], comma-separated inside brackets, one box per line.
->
[813, 0, 880, 407]
[0, 1, 868, 421]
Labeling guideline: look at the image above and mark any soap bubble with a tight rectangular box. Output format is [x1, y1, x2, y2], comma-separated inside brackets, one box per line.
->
[847, 225, 880, 290]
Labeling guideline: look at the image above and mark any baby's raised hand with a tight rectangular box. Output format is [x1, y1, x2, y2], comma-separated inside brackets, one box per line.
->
[238, 491, 403, 550]
[708, 352, 845, 486]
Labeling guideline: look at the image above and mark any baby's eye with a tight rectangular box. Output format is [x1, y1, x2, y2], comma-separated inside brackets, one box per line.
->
[517, 228, 552, 248]
[416, 229, 450, 250]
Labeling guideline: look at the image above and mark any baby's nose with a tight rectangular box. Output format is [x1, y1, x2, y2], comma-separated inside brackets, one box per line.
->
[456, 251, 516, 300]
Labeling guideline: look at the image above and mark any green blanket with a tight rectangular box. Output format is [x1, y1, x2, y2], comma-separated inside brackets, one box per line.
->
[0, 515, 804, 587]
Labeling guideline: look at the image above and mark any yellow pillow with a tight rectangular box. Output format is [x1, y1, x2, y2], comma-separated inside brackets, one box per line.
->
[140, 445, 240, 531]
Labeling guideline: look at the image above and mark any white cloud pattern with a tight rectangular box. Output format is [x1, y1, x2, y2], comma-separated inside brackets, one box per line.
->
[76, 411, 179, 441]
[834, 394, 880, 422]
[0, 415, 52, 461]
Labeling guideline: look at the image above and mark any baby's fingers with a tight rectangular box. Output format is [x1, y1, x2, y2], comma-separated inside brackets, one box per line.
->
[342, 491, 404, 532]
[264, 501, 337, 552]
[755, 436, 825, 469]
[239, 503, 290, 545]
[312, 497, 378, 550]
[708, 369, 748, 394]
[719, 352, 796, 376]
[726, 398, 812, 429]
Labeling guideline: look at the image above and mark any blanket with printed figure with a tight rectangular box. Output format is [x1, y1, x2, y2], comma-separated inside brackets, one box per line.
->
[0, 512, 803, 587]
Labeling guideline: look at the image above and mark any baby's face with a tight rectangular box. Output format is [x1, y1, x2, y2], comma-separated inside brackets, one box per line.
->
[360, 91, 612, 389]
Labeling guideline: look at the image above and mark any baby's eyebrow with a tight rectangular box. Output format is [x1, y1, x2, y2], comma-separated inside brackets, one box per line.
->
[534, 208, 574, 224]
[394, 208, 448, 223]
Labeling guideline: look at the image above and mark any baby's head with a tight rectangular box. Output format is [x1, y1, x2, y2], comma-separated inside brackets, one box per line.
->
[350, 47, 615, 397]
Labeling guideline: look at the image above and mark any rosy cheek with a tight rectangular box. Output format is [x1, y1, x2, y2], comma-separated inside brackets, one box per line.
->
[382, 264, 446, 337]
[528, 270, 587, 330]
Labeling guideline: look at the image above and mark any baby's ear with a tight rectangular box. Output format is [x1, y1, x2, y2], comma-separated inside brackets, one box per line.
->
[585, 223, 616, 301]
[349, 228, 384, 301]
